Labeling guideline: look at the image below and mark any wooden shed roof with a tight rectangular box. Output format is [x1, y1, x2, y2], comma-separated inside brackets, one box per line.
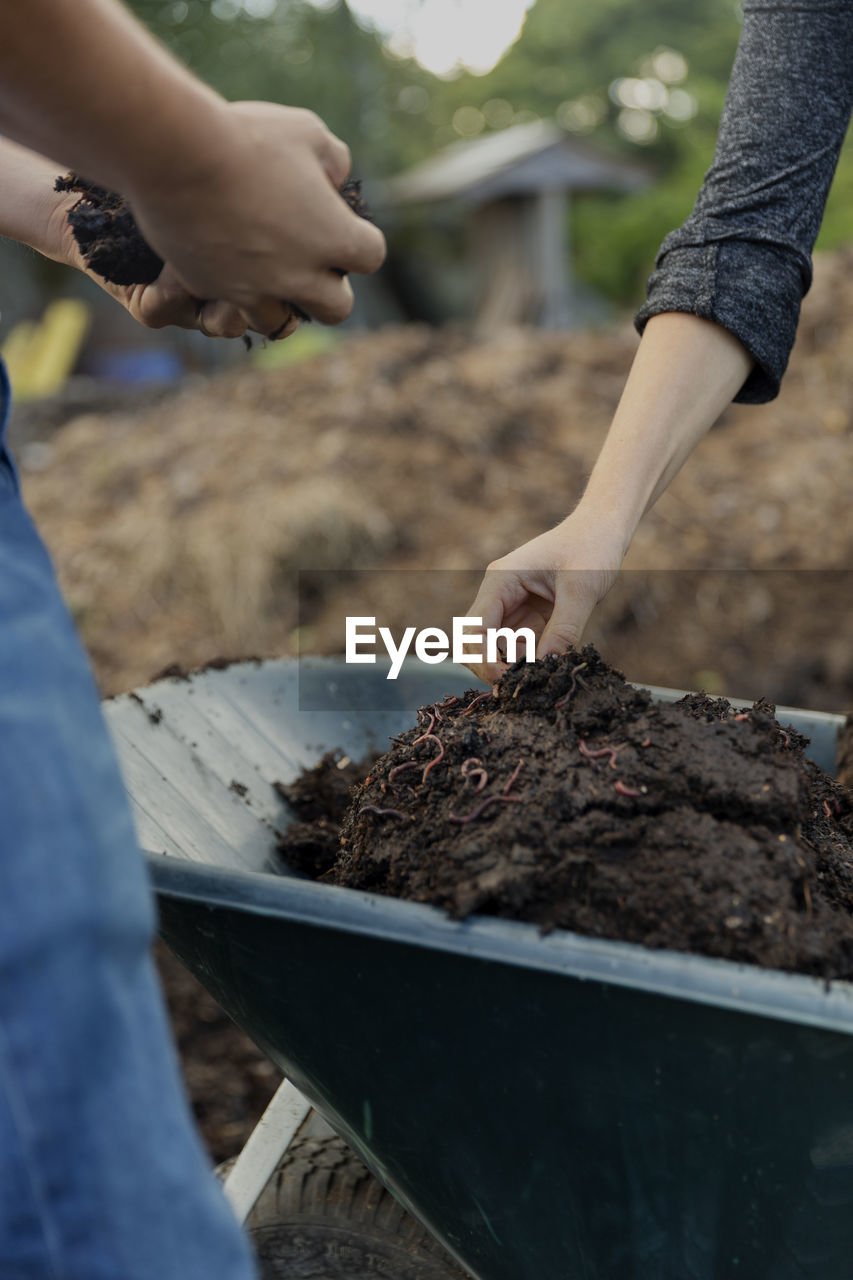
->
[384, 120, 651, 207]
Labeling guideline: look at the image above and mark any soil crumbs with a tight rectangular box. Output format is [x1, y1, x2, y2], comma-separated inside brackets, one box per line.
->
[277, 648, 853, 981]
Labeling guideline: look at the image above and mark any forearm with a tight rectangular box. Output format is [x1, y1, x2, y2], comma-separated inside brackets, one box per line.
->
[0, 0, 224, 198]
[578, 312, 753, 551]
[0, 136, 68, 257]
[636, 1, 853, 404]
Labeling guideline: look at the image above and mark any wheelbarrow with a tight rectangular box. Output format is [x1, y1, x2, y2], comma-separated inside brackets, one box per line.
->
[104, 658, 853, 1280]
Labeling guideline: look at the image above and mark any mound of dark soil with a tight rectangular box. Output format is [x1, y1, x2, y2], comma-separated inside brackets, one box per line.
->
[276, 648, 853, 980]
[273, 750, 375, 877]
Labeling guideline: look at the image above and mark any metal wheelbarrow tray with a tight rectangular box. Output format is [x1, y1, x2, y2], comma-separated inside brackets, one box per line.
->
[105, 659, 853, 1280]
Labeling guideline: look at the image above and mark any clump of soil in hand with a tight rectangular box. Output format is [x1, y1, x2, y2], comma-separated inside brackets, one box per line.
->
[56, 174, 164, 286]
[55, 172, 372, 293]
[276, 647, 853, 980]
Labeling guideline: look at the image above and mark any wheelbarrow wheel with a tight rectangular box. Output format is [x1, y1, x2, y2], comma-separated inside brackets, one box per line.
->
[222, 1113, 469, 1279]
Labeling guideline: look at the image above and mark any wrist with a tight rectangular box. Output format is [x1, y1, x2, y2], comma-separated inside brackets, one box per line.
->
[0, 137, 71, 261]
[563, 496, 639, 563]
[117, 86, 231, 209]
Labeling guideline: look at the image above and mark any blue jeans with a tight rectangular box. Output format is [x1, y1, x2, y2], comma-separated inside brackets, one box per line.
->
[0, 361, 257, 1279]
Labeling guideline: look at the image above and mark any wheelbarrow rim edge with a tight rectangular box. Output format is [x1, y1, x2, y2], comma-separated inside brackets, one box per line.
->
[147, 853, 853, 1037]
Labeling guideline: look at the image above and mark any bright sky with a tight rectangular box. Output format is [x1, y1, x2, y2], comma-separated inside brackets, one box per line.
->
[339, 0, 536, 77]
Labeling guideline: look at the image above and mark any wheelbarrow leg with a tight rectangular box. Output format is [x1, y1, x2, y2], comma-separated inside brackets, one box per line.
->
[222, 1078, 312, 1224]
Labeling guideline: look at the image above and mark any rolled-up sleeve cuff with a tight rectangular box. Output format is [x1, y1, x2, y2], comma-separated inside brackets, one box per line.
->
[633, 239, 809, 404]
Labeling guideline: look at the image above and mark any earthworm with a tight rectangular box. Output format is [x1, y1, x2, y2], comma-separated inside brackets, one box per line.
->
[461, 689, 497, 717]
[502, 760, 524, 796]
[578, 739, 621, 769]
[358, 805, 408, 820]
[461, 757, 489, 793]
[433, 696, 459, 722]
[421, 735, 446, 781]
[449, 795, 524, 825]
[778, 730, 790, 747]
[413, 712, 436, 745]
[613, 780, 641, 798]
[732, 713, 750, 723]
[554, 662, 589, 710]
[388, 760, 421, 783]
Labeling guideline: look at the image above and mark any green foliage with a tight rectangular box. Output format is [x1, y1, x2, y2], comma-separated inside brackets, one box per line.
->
[434, 0, 739, 157]
[125, 0, 853, 304]
[429, 0, 742, 302]
[125, 0, 437, 172]
[572, 143, 712, 306]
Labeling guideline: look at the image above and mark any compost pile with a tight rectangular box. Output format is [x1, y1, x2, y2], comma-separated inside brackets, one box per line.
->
[277, 648, 853, 979]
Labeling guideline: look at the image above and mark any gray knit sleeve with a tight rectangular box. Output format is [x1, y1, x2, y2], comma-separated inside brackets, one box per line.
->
[635, 1, 853, 403]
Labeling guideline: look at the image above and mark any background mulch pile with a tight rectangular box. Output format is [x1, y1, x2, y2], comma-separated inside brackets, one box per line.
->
[12, 250, 853, 711]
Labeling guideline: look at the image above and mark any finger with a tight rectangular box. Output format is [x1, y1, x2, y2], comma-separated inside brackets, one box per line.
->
[537, 573, 596, 659]
[197, 299, 249, 340]
[464, 584, 507, 680]
[285, 272, 355, 326]
[476, 656, 510, 687]
[318, 130, 352, 188]
[137, 267, 201, 329]
[479, 599, 556, 685]
[464, 570, 535, 683]
[266, 313, 302, 342]
[332, 215, 387, 276]
[469, 568, 549, 637]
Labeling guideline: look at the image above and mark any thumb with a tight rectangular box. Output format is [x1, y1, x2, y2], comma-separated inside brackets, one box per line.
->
[135, 265, 199, 329]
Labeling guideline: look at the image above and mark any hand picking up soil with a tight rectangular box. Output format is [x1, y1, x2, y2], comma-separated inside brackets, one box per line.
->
[276, 647, 853, 980]
[55, 172, 371, 299]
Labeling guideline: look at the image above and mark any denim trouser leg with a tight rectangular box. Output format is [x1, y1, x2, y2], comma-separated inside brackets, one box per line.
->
[0, 362, 256, 1279]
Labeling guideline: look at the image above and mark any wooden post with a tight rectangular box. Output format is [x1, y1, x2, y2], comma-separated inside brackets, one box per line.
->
[533, 188, 571, 329]
[471, 189, 573, 333]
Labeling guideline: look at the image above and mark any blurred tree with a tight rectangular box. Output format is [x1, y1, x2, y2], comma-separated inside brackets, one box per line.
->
[126, 0, 437, 173]
[122, 0, 853, 308]
[429, 0, 853, 304]
[436, 0, 739, 154]
[424, 0, 742, 305]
